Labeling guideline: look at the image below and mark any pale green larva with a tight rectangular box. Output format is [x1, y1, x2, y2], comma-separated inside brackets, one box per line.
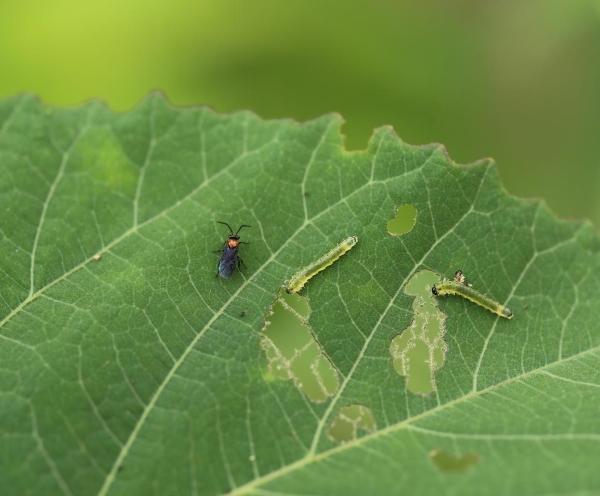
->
[285, 236, 358, 294]
[432, 270, 513, 319]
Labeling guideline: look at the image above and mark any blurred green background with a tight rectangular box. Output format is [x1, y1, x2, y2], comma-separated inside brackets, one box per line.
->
[2, 0, 599, 224]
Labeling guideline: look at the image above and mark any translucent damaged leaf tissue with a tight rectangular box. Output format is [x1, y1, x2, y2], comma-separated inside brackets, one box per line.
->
[0, 94, 599, 496]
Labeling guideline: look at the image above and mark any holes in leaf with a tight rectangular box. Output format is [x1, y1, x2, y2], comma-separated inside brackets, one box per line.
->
[261, 292, 338, 403]
[386, 204, 417, 236]
[429, 449, 480, 473]
[327, 404, 376, 444]
[389, 270, 447, 395]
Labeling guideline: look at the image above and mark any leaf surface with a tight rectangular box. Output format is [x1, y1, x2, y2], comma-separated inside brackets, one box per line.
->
[1, 95, 599, 496]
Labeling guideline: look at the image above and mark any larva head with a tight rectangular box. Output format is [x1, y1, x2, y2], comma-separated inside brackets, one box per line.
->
[501, 306, 513, 319]
[431, 285, 439, 296]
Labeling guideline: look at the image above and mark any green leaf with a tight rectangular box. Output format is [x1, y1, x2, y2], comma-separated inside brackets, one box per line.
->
[1, 94, 599, 496]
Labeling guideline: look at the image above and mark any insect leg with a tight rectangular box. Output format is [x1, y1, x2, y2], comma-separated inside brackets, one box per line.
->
[213, 240, 228, 253]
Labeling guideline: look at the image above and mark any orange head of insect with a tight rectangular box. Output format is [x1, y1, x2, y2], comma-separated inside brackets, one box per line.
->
[227, 236, 240, 249]
[217, 221, 250, 251]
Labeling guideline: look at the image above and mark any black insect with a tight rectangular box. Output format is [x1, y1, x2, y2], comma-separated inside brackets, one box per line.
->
[215, 221, 250, 278]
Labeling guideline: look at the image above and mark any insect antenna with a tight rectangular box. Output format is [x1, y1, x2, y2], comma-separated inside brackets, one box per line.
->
[235, 224, 252, 234]
[217, 221, 235, 235]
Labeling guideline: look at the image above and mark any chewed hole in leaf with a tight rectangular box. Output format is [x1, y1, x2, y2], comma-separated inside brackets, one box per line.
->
[429, 449, 480, 473]
[261, 292, 338, 402]
[386, 204, 417, 236]
[279, 291, 310, 320]
[390, 270, 447, 395]
[327, 404, 376, 444]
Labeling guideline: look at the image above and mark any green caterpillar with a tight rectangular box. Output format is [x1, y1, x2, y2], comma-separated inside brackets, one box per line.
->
[432, 270, 513, 319]
[285, 236, 358, 294]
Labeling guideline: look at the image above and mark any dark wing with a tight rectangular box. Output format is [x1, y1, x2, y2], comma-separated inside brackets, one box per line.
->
[218, 246, 239, 278]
